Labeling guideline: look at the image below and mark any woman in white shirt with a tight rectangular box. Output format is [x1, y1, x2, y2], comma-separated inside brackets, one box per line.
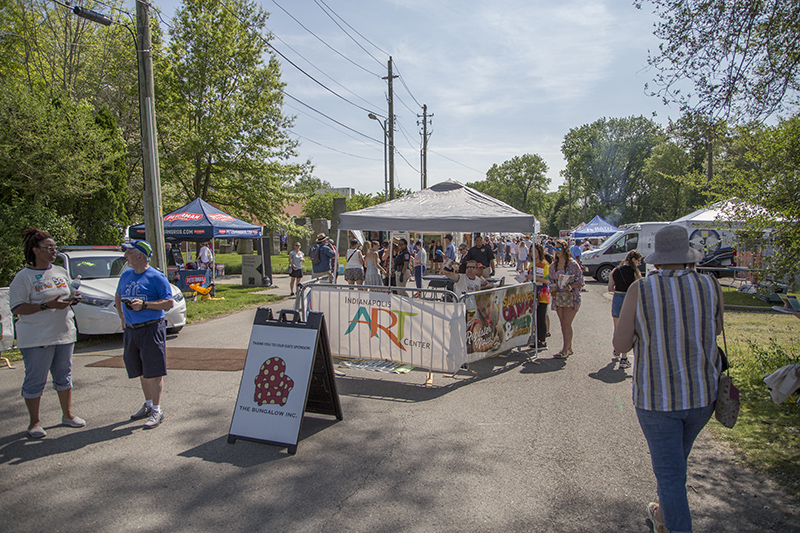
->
[344, 239, 366, 285]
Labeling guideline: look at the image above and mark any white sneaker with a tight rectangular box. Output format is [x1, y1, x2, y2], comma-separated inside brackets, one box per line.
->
[143, 409, 164, 429]
[62, 416, 86, 428]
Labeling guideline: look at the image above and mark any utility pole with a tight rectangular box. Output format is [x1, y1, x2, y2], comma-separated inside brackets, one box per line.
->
[136, 1, 166, 271]
[568, 172, 573, 231]
[385, 57, 397, 200]
[418, 104, 433, 189]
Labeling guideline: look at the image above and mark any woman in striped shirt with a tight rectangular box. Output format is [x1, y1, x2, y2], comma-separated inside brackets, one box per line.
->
[613, 225, 723, 533]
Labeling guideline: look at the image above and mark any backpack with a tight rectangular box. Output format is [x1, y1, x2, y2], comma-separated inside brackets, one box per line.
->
[310, 243, 321, 265]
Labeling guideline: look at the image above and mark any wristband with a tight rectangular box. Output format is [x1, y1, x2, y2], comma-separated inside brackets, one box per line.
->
[143, 301, 148, 310]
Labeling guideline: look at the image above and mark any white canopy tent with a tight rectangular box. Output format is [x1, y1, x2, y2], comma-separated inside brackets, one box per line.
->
[338, 180, 538, 233]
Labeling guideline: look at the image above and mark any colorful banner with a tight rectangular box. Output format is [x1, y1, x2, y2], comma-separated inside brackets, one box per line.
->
[309, 288, 467, 373]
[0, 288, 14, 351]
[464, 283, 535, 362]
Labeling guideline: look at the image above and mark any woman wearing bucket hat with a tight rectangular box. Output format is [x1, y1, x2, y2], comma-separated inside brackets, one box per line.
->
[613, 225, 724, 533]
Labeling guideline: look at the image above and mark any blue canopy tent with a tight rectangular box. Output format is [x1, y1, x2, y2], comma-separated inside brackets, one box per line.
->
[128, 198, 262, 241]
[128, 198, 264, 286]
[572, 215, 618, 239]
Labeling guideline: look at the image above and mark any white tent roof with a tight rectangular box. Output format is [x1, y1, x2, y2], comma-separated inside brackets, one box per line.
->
[338, 180, 538, 233]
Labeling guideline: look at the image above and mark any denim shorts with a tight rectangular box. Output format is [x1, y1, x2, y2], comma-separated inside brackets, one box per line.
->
[611, 292, 626, 318]
[20, 343, 74, 398]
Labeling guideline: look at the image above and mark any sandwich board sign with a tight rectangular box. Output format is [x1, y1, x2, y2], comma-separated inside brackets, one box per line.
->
[228, 308, 342, 454]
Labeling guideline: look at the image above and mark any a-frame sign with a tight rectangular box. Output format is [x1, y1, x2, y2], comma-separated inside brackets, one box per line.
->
[228, 308, 343, 454]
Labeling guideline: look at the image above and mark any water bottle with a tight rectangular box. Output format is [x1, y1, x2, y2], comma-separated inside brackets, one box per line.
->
[70, 275, 81, 297]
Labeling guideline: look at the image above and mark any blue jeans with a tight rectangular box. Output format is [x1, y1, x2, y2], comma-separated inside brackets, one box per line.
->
[636, 404, 715, 533]
[20, 343, 74, 398]
[414, 266, 424, 289]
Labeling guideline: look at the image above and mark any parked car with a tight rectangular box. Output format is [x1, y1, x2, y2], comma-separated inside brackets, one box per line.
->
[54, 247, 186, 337]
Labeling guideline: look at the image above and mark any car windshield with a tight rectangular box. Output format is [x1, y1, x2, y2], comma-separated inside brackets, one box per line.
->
[68, 256, 131, 280]
[593, 231, 624, 252]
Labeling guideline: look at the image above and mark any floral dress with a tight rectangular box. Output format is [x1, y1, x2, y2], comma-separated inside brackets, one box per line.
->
[549, 259, 584, 311]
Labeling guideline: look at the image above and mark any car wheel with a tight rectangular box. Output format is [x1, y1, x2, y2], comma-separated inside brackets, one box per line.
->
[596, 265, 613, 284]
[167, 326, 183, 335]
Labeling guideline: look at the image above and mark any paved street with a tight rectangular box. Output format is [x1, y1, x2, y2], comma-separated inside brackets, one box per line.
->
[1, 268, 798, 532]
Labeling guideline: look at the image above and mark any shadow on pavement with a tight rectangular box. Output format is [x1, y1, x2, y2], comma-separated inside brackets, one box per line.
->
[0, 420, 137, 465]
[588, 361, 633, 384]
[178, 416, 340, 466]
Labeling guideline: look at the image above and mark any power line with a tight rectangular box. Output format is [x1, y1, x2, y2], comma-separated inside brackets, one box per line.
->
[429, 150, 485, 175]
[292, 134, 382, 161]
[264, 24, 384, 113]
[217, 0, 381, 118]
[312, 0, 385, 68]
[283, 92, 381, 145]
[315, 0, 389, 57]
[284, 101, 383, 152]
[270, 0, 381, 78]
[393, 61, 423, 109]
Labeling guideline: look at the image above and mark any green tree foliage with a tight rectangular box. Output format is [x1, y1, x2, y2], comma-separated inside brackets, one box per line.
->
[302, 192, 380, 222]
[561, 116, 664, 224]
[716, 116, 800, 287]
[159, 0, 304, 226]
[638, 0, 800, 122]
[467, 154, 550, 217]
[0, 87, 128, 244]
[291, 175, 331, 197]
[0, 196, 76, 286]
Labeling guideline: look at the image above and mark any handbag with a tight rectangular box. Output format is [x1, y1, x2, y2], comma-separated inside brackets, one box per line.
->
[553, 290, 573, 308]
[714, 324, 740, 428]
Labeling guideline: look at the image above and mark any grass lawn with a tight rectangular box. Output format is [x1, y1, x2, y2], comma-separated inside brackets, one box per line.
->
[217, 251, 345, 276]
[711, 310, 800, 494]
[721, 285, 773, 308]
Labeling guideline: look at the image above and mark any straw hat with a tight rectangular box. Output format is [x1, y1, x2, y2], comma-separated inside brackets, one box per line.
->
[315, 233, 328, 243]
[645, 225, 703, 265]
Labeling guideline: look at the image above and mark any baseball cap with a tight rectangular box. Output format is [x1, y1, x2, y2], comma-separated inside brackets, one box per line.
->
[121, 239, 152, 257]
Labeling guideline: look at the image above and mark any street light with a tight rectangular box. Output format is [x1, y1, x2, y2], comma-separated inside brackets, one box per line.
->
[368, 113, 389, 201]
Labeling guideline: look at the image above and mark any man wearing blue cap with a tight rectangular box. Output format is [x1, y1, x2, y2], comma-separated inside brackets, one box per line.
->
[115, 240, 174, 429]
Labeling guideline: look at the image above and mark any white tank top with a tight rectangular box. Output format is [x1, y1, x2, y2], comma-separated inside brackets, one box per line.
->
[345, 249, 362, 269]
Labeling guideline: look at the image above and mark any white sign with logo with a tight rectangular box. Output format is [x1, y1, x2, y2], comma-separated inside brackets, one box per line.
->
[229, 323, 318, 448]
[309, 288, 467, 373]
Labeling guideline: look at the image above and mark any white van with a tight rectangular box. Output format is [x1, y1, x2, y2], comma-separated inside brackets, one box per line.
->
[580, 222, 670, 282]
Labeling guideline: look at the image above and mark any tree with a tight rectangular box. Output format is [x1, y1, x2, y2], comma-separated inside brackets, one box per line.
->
[159, 0, 304, 226]
[467, 154, 550, 216]
[716, 115, 800, 287]
[561, 116, 664, 224]
[638, 0, 800, 123]
[291, 175, 331, 197]
[302, 192, 379, 222]
[0, 86, 128, 243]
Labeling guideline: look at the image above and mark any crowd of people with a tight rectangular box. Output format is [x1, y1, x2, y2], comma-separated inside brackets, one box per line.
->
[7, 223, 761, 532]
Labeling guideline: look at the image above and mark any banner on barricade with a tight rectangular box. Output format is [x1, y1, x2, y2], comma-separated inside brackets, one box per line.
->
[464, 283, 535, 363]
[0, 288, 14, 352]
[309, 289, 467, 373]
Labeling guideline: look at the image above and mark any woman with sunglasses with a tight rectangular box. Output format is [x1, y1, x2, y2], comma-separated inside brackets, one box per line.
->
[549, 238, 584, 358]
[9, 227, 85, 438]
[288, 242, 304, 296]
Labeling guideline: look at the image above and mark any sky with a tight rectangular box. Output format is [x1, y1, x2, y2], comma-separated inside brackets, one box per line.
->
[152, 0, 677, 196]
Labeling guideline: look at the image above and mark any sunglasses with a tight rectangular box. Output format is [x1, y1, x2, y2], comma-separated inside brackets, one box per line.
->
[466, 266, 478, 270]
[39, 246, 57, 252]
[555, 247, 563, 251]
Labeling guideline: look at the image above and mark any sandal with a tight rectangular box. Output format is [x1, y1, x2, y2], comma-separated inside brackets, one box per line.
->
[647, 503, 667, 533]
[553, 351, 569, 359]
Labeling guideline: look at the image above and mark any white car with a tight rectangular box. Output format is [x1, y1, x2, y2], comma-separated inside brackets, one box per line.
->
[54, 247, 186, 337]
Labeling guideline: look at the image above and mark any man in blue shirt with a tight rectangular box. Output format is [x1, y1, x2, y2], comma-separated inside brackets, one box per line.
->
[570, 239, 583, 265]
[444, 234, 457, 262]
[115, 240, 174, 429]
[310, 233, 336, 283]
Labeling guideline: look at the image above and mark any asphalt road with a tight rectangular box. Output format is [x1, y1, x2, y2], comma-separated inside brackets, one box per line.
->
[1, 268, 798, 532]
